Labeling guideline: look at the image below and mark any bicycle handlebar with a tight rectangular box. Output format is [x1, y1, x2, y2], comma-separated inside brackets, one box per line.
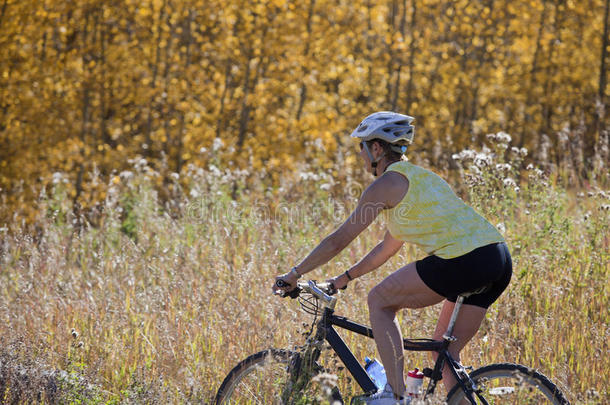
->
[275, 279, 339, 309]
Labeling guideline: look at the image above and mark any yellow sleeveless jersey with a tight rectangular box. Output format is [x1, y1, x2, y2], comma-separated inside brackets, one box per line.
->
[385, 161, 504, 259]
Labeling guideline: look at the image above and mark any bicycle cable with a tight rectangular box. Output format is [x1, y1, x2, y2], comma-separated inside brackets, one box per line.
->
[298, 291, 320, 339]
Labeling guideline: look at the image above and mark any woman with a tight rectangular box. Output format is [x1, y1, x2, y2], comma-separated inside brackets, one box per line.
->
[273, 112, 512, 405]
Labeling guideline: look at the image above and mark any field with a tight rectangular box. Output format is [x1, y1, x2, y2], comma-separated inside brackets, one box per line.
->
[0, 139, 608, 404]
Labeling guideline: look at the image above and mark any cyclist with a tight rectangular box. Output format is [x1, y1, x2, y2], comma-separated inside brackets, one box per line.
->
[273, 111, 512, 405]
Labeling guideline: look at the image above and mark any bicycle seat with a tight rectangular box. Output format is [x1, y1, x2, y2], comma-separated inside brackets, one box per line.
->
[459, 284, 491, 298]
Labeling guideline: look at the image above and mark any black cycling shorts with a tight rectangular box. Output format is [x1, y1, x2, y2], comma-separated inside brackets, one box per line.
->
[416, 242, 512, 309]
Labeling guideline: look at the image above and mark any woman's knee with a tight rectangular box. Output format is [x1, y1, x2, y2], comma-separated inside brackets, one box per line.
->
[367, 285, 389, 312]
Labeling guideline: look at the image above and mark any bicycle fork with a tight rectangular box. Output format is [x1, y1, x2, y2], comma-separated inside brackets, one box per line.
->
[282, 338, 324, 403]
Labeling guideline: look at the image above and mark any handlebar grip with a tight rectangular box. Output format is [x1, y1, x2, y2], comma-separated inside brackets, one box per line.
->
[328, 282, 347, 296]
[276, 279, 300, 299]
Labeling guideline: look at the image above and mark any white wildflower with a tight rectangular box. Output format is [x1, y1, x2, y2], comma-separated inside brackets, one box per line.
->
[52, 172, 63, 184]
[519, 147, 528, 157]
[496, 132, 512, 144]
[456, 149, 476, 161]
[320, 183, 331, 191]
[526, 164, 534, 170]
[189, 189, 200, 198]
[300, 172, 320, 181]
[497, 222, 506, 234]
[199, 147, 208, 153]
[119, 170, 133, 180]
[170, 172, 180, 180]
[469, 165, 482, 175]
[236, 169, 250, 178]
[495, 163, 511, 172]
[209, 164, 222, 177]
[558, 127, 569, 144]
[503, 178, 517, 188]
[135, 158, 148, 170]
[474, 152, 492, 167]
[213, 137, 224, 152]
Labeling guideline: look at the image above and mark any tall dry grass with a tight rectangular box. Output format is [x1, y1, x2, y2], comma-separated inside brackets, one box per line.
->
[0, 136, 608, 403]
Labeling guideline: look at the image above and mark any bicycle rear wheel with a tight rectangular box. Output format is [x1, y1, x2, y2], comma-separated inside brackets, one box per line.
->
[214, 348, 343, 405]
[446, 363, 569, 404]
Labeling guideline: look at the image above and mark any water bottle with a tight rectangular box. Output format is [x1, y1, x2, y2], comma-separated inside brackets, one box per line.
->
[364, 357, 387, 390]
[406, 368, 424, 398]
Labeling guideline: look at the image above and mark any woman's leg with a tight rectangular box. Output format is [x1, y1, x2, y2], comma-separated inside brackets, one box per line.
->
[367, 261, 444, 396]
[431, 300, 487, 393]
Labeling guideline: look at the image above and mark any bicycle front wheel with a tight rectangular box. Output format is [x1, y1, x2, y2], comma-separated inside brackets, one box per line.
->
[446, 363, 569, 405]
[214, 348, 342, 405]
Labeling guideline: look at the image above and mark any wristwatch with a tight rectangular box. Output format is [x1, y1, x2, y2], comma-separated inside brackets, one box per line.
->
[290, 267, 301, 279]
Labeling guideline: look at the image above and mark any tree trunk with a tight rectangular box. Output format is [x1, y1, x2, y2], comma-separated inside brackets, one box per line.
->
[161, 3, 176, 166]
[176, 9, 195, 174]
[144, 0, 167, 158]
[519, 2, 548, 148]
[390, 0, 408, 110]
[296, 0, 316, 121]
[542, 2, 566, 139]
[405, 0, 417, 110]
[386, 0, 398, 108]
[599, 0, 609, 105]
[0, 0, 8, 30]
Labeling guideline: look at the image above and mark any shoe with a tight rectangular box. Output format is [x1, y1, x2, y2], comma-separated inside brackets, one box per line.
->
[350, 384, 410, 405]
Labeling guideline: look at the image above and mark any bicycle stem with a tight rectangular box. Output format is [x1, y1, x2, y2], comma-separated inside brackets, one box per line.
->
[305, 280, 337, 310]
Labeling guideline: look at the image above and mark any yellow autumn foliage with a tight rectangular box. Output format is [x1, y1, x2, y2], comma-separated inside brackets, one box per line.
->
[0, 0, 609, 223]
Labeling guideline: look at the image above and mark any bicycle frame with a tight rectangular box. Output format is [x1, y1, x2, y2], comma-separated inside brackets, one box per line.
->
[307, 293, 480, 404]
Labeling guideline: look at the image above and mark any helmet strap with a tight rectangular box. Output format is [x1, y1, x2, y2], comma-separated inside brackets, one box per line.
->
[363, 142, 384, 177]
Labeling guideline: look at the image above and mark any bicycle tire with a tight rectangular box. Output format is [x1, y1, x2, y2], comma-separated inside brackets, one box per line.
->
[214, 348, 343, 405]
[445, 362, 570, 405]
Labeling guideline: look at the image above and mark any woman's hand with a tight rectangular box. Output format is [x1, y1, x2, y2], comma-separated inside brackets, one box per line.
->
[272, 270, 299, 295]
[326, 272, 350, 290]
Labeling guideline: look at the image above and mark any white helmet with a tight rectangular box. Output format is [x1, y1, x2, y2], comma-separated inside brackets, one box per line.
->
[350, 111, 415, 154]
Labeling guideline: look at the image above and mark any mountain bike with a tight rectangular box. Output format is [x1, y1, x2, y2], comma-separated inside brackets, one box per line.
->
[215, 279, 570, 404]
